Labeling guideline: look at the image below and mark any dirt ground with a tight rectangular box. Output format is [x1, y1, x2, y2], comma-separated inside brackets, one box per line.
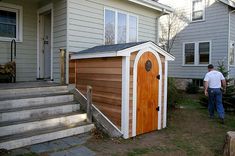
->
[85, 94, 235, 156]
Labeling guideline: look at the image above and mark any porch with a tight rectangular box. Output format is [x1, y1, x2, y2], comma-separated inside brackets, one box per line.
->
[0, 0, 67, 83]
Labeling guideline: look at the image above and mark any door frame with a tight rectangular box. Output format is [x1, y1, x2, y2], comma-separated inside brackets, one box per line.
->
[37, 3, 54, 80]
[132, 48, 162, 137]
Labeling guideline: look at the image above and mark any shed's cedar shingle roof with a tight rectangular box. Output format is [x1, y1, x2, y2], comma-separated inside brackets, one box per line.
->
[77, 41, 148, 54]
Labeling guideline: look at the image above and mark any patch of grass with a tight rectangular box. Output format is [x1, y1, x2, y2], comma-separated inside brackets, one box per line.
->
[16, 153, 38, 156]
[171, 139, 199, 156]
[126, 146, 178, 156]
[178, 98, 201, 109]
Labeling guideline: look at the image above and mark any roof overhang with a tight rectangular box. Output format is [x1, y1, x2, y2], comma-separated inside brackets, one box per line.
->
[218, 0, 235, 8]
[128, 0, 173, 14]
[70, 41, 175, 61]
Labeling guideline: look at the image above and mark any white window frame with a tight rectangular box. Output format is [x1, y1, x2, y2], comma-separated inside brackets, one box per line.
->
[104, 7, 138, 45]
[191, 0, 205, 22]
[183, 41, 211, 66]
[229, 40, 235, 66]
[0, 2, 23, 42]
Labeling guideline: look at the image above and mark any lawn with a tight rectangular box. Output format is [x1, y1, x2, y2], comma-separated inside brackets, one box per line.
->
[85, 93, 235, 156]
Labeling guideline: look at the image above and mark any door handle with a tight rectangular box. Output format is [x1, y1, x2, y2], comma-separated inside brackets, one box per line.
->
[156, 106, 160, 111]
[156, 74, 160, 80]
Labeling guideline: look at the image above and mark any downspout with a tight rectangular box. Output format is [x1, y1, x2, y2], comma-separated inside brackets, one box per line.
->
[156, 8, 167, 44]
[228, 9, 235, 79]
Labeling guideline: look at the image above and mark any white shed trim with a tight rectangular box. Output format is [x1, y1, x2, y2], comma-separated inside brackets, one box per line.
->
[132, 48, 163, 137]
[163, 61, 168, 128]
[127, 0, 173, 14]
[122, 56, 130, 139]
[117, 42, 174, 61]
[70, 42, 175, 61]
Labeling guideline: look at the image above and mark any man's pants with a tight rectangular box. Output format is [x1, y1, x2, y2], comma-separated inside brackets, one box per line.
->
[208, 88, 224, 119]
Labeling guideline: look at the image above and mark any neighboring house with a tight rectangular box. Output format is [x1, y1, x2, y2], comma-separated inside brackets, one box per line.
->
[158, 0, 235, 89]
[0, 0, 172, 83]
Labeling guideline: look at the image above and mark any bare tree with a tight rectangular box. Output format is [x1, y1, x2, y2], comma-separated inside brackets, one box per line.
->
[159, 9, 189, 53]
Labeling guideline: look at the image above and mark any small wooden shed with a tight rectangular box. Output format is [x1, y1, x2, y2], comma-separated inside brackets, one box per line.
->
[69, 41, 174, 139]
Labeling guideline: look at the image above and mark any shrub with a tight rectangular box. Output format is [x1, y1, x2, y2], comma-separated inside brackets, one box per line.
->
[186, 82, 199, 94]
[167, 77, 180, 109]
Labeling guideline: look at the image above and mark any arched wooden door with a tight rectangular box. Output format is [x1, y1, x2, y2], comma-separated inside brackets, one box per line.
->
[136, 52, 159, 135]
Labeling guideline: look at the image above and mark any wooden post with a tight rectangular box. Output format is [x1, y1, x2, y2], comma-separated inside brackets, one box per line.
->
[87, 85, 93, 123]
[60, 48, 66, 84]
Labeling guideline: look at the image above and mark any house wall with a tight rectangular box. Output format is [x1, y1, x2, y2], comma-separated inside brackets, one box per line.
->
[159, 0, 230, 79]
[0, 0, 38, 82]
[67, 0, 161, 52]
[39, 0, 67, 82]
[72, 57, 122, 129]
[229, 10, 235, 78]
[0, 0, 66, 82]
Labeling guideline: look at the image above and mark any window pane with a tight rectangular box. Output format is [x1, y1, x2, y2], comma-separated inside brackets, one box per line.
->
[129, 16, 137, 42]
[105, 10, 115, 45]
[185, 43, 195, 64]
[229, 42, 235, 65]
[199, 42, 210, 64]
[192, 0, 203, 21]
[0, 10, 16, 38]
[117, 13, 126, 44]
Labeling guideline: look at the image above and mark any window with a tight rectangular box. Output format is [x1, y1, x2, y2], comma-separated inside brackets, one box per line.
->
[105, 9, 138, 45]
[185, 43, 195, 64]
[229, 41, 235, 65]
[117, 13, 127, 44]
[192, 0, 204, 21]
[0, 3, 22, 41]
[184, 41, 211, 65]
[105, 9, 115, 45]
[199, 42, 210, 64]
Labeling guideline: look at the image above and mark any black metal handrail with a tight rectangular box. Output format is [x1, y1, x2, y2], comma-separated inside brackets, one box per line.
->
[11, 39, 16, 62]
[11, 39, 16, 83]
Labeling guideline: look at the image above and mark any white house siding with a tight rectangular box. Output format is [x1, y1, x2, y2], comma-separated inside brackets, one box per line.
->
[67, 0, 160, 52]
[229, 11, 235, 78]
[159, 0, 230, 79]
[0, 0, 38, 82]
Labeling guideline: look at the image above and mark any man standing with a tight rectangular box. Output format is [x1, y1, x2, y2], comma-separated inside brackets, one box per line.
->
[204, 64, 226, 123]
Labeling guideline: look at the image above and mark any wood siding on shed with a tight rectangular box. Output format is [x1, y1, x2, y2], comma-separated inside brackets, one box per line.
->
[72, 57, 122, 129]
[67, 0, 160, 52]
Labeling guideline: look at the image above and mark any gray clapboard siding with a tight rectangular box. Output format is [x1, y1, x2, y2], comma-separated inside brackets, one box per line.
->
[0, 0, 38, 82]
[52, 0, 67, 82]
[166, 0, 230, 79]
[67, 0, 160, 52]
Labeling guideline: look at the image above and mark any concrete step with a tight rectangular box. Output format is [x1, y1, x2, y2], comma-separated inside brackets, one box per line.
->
[0, 112, 87, 137]
[0, 102, 80, 122]
[0, 85, 68, 98]
[0, 122, 95, 150]
[0, 93, 74, 110]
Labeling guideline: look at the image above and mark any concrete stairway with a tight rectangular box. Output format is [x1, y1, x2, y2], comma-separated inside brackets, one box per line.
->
[0, 85, 94, 150]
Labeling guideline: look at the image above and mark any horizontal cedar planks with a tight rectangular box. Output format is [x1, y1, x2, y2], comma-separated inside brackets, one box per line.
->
[76, 57, 122, 68]
[76, 84, 121, 94]
[75, 57, 122, 128]
[77, 68, 122, 74]
[69, 60, 76, 84]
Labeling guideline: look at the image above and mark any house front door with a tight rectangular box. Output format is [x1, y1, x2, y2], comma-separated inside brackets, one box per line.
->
[136, 52, 159, 135]
[39, 11, 51, 79]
